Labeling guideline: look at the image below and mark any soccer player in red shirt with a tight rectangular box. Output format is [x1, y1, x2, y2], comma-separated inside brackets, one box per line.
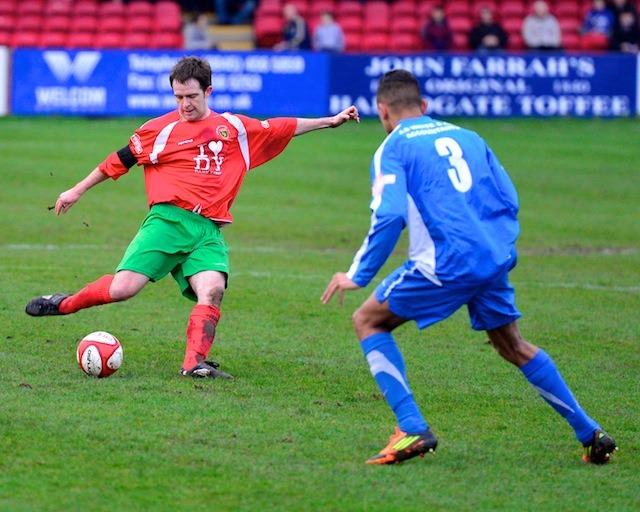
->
[26, 56, 359, 379]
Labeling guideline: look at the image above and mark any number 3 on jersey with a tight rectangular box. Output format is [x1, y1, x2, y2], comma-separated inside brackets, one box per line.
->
[434, 137, 472, 193]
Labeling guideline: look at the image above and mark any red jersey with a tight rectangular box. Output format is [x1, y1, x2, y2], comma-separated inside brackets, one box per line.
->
[99, 110, 297, 224]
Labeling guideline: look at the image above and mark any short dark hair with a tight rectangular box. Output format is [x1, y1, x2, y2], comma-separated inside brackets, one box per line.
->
[376, 70, 423, 110]
[170, 56, 212, 91]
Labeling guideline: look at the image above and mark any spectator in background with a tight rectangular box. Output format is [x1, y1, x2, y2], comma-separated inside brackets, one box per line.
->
[274, 3, 311, 51]
[609, 10, 640, 52]
[609, 0, 639, 23]
[469, 6, 508, 51]
[183, 12, 215, 50]
[522, 0, 562, 50]
[422, 5, 453, 51]
[214, 0, 256, 25]
[579, 0, 615, 50]
[312, 11, 345, 53]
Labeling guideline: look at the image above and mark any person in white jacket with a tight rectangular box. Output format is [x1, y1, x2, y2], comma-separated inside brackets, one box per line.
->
[522, 0, 562, 50]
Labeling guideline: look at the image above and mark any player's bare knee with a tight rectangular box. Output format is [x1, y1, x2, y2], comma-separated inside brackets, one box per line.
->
[204, 286, 224, 306]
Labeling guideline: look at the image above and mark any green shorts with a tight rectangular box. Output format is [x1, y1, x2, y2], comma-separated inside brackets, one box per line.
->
[117, 204, 230, 302]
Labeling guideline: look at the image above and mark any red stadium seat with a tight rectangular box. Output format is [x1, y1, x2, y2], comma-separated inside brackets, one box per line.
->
[101, 16, 126, 34]
[365, 16, 389, 33]
[337, 15, 362, 34]
[70, 15, 99, 33]
[253, 14, 282, 47]
[12, 31, 41, 47]
[255, 0, 281, 17]
[562, 31, 581, 51]
[99, 1, 126, 18]
[123, 31, 151, 49]
[149, 31, 183, 49]
[74, 1, 99, 17]
[344, 31, 362, 51]
[0, 0, 16, 16]
[448, 15, 473, 34]
[336, 1, 362, 18]
[390, 15, 420, 36]
[45, 0, 73, 16]
[66, 31, 95, 48]
[452, 31, 469, 50]
[389, 32, 422, 52]
[44, 15, 71, 33]
[0, 29, 11, 46]
[155, 0, 182, 19]
[499, 1, 527, 20]
[95, 31, 124, 49]
[391, 0, 418, 18]
[361, 32, 390, 52]
[287, 0, 309, 18]
[17, 1, 45, 16]
[309, 0, 335, 18]
[16, 15, 43, 32]
[127, 0, 154, 18]
[40, 30, 68, 47]
[555, 2, 581, 19]
[559, 17, 581, 34]
[503, 17, 523, 34]
[0, 13, 14, 31]
[507, 31, 525, 50]
[445, 2, 471, 18]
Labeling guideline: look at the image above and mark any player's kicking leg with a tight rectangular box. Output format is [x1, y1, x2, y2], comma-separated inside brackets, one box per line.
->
[352, 293, 438, 465]
[486, 321, 617, 464]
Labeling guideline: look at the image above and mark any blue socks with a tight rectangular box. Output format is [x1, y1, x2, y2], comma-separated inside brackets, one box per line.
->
[361, 332, 428, 434]
[520, 349, 600, 444]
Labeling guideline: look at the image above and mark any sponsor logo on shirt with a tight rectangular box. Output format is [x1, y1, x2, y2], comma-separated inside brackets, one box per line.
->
[193, 141, 224, 175]
[178, 138, 194, 146]
[216, 125, 230, 139]
[130, 134, 143, 154]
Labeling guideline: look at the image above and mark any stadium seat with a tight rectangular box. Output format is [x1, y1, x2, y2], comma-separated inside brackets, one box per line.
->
[16, 15, 43, 33]
[365, 16, 389, 34]
[287, 0, 309, 18]
[44, 15, 71, 33]
[149, 31, 183, 49]
[452, 31, 469, 50]
[389, 32, 422, 53]
[45, 0, 73, 16]
[555, 2, 581, 19]
[101, 16, 126, 34]
[309, 0, 335, 18]
[253, 14, 282, 47]
[559, 17, 581, 34]
[123, 31, 151, 49]
[336, 1, 362, 18]
[17, 0, 45, 16]
[74, 1, 99, 17]
[99, 1, 126, 18]
[127, 0, 155, 18]
[40, 30, 68, 47]
[391, 0, 418, 18]
[507, 31, 525, 50]
[361, 32, 390, 52]
[66, 31, 95, 48]
[390, 15, 420, 36]
[562, 31, 581, 51]
[0, 29, 11, 46]
[255, 0, 281, 18]
[0, 0, 16, 16]
[337, 15, 361, 34]
[344, 31, 362, 51]
[155, 0, 182, 20]
[364, 1, 390, 19]
[502, 17, 523, 34]
[446, 2, 471, 18]
[499, 1, 527, 20]
[448, 15, 473, 34]
[70, 15, 99, 34]
[95, 31, 124, 49]
[0, 13, 14, 31]
[11, 30, 41, 47]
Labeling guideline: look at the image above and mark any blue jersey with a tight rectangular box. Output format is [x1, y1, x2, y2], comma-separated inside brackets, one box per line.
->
[346, 116, 520, 288]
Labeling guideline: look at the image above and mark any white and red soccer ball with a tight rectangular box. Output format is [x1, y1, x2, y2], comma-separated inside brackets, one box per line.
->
[76, 331, 123, 378]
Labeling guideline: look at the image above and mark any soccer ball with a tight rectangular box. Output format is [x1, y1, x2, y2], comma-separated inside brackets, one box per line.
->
[76, 331, 123, 378]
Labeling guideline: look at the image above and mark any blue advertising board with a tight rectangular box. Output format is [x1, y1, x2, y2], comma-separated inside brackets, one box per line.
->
[329, 53, 638, 117]
[11, 49, 329, 117]
[9, 49, 639, 118]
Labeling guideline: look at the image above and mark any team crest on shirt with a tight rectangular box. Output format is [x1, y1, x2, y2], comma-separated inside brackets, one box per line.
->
[193, 141, 224, 175]
[216, 125, 230, 139]
[261, 120, 270, 129]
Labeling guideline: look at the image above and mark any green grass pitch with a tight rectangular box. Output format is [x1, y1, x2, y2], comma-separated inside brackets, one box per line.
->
[0, 116, 639, 511]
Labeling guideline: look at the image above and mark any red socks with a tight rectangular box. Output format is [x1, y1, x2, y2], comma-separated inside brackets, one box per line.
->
[182, 304, 221, 371]
[59, 275, 115, 314]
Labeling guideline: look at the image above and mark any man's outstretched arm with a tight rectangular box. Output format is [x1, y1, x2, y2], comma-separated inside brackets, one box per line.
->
[294, 106, 359, 136]
[55, 167, 109, 215]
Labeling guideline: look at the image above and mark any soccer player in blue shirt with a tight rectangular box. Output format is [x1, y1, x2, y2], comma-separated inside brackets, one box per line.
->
[321, 69, 617, 466]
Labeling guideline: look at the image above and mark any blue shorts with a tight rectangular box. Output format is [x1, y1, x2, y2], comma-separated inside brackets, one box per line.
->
[375, 261, 521, 331]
